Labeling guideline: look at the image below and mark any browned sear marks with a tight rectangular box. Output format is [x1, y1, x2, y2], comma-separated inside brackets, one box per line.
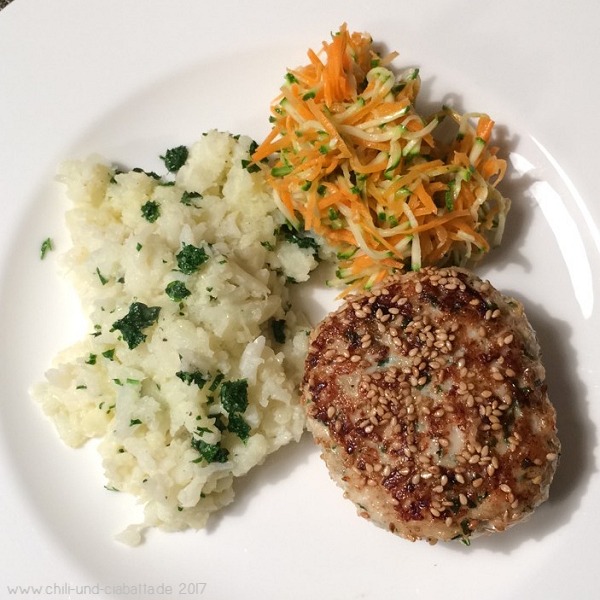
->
[302, 266, 560, 544]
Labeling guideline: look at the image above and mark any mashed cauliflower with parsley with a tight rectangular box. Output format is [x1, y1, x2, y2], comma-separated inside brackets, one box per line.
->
[32, 130, 323, 545]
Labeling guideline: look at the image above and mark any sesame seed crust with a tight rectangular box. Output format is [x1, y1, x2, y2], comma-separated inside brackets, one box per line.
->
[301, 266, 560, 544]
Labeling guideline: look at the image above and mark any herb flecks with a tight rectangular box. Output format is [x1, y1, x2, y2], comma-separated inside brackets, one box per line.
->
[176, 243, 209, 274]
[176, 370, 208, 388]
[132, 167, 161, 180]
[141, 200, 161, 223]
[111, 302, 161, 349]
[220, 379, 249, 414]
[278, 223, 320, 254]
[271, 319, 286, 343]
[181, 191, 202, 206]
[208, 372, 225, 392]
[220, 379, 251, 443]
[40, 238, 54, 259]
[161, 146, 189, 172]
[191, 438, 229, 464]
[165, 280, 191, 302]
[227, 412, 251, 442]
[96, 267, 109, 285]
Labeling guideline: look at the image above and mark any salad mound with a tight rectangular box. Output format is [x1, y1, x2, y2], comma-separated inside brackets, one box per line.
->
[253, 24, 510, 294]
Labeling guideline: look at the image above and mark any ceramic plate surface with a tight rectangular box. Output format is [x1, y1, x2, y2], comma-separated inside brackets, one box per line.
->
[1, 1, 599, 599]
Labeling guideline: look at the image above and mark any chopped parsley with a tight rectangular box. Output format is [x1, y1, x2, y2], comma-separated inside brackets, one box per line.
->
[141, 200, 161, 223]
[85, 353, 97, 365]
[40, 237, 53, 259]
[96, 267, 109, 285]
[271, 319, 286, 344]
[160, 145, 189, 172]
[176, 243, 209, 274]
[181, 191, 202, 206]
[208, 372, 225, 392]
[109, 169, 124, 184]
[102, 348, 115, 360]
[241, 158, 261, 173]
[212, 413, 227, 431]
[189, 377, 252, 458]
[220, 379, 248, 414]
[132, 167, 161, 180]
[176, 370, 208, 388]
[214, 378, 251, 443]
[110, 302, 161, 349]
[277, 223, 319, 254]
[191, 438, 229, 464]
[129, 418, 142, 426]
[227, 412, 251, 442]
[195, 425, 212, 435]
[165, 280, 191, 302]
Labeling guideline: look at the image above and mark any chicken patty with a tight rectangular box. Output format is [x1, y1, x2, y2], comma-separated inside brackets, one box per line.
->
[302, 266, 560, 544]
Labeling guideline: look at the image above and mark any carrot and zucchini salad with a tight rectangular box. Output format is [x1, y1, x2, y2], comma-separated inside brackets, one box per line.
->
[252, 24, 510, 294]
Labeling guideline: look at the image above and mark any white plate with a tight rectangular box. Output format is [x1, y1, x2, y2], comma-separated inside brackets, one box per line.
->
[2, 1, 599, 599]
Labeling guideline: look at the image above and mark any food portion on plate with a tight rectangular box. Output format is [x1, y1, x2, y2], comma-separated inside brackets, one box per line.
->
[302, 266, 560, 545]
[252, 23, 510, 295]
[32, 131, 327, 545]
[33, 25, 559, 546]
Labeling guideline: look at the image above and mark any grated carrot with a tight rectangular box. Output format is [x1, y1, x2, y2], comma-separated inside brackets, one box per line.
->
[252, 24, 510, 294]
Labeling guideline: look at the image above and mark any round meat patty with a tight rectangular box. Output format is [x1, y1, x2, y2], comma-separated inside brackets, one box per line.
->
[302, 266, 560, 544]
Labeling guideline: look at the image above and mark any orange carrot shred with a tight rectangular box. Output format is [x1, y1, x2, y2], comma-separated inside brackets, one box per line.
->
[251, 25, 510, 293]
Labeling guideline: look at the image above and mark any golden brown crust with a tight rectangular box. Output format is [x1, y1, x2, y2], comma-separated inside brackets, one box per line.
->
[302, 266, 560, 543]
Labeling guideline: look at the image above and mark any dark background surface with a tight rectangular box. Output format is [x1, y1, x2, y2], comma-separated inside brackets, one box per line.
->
[0, 0, 15, 10]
